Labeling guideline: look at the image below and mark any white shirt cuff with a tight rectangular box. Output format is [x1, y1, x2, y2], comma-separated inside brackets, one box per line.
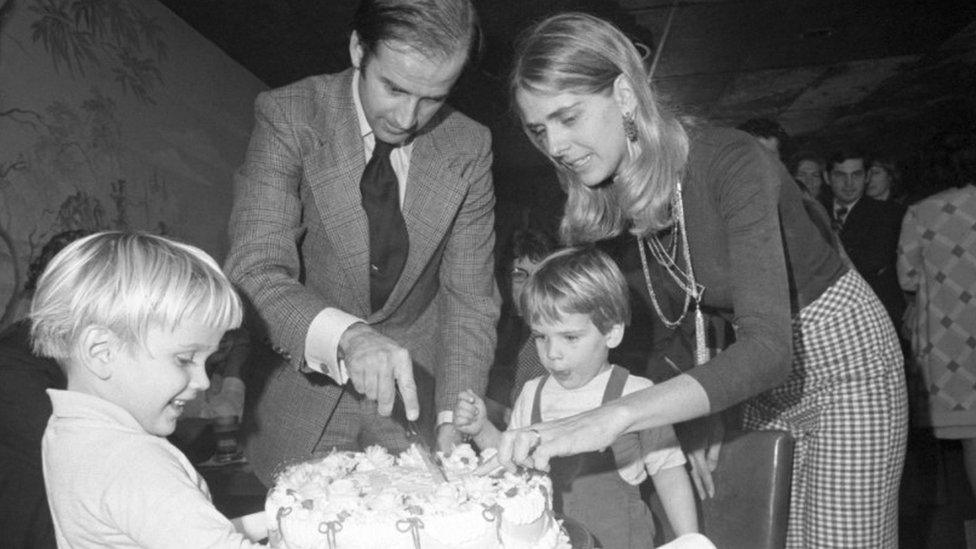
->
[305, 308, 363, 384]
[437, 410, 454, 427]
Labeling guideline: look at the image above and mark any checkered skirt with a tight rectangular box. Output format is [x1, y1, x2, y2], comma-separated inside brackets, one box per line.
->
[744, 269, 908, 548]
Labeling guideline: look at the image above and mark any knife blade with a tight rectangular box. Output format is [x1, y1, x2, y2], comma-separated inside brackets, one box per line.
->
[409, 428, 449, 484]
[396, 388, 448, 484]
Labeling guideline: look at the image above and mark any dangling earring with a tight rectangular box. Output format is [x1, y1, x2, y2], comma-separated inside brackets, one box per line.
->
[623, 112, 638, 142]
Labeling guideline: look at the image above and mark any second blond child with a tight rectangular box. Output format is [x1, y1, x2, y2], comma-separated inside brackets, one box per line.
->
[455, 246, 698, 549]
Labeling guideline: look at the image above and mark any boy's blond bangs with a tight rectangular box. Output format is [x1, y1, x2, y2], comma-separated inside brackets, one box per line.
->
[30, 232, 242, 361]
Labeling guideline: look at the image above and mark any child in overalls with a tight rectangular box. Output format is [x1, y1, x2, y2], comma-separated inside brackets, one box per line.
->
[455, 246, 698, 548]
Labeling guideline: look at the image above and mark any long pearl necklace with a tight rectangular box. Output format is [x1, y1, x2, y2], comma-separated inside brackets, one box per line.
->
[637, 180, 710, 366]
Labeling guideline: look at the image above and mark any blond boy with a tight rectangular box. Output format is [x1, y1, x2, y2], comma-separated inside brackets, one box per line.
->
[31, 232, 265, 548]
[455, 246, 697, 549]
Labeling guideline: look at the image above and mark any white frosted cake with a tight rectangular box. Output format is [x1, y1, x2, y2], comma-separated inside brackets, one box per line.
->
[265, 444, 570, 549]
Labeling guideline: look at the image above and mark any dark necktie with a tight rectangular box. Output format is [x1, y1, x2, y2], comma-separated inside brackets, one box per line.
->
[833, 205, 849, 232]
[360, 140, 408, 312]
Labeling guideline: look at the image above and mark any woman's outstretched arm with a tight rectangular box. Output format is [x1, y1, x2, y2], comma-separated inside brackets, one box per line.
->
[495, 373, 709, 471]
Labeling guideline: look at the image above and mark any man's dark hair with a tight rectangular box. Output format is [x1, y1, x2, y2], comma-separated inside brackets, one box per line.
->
[507, 228, 558, 265]
[827, 148, 867, 170]
[352, 0, 482, 67]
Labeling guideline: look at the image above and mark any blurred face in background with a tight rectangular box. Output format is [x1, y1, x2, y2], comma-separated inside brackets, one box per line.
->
[756, 136, 781, 155]
[794, 159, 824, 198]
[510, 256, 544, 311]
[867, 164, 893, 200]
[829, 158, 867, 206]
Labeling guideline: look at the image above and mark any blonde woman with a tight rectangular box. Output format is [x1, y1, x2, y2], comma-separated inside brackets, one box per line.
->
[496, 12, 907, 547]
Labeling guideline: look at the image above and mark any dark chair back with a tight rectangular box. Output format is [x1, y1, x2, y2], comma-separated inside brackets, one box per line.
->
[700, 429, 795, 549]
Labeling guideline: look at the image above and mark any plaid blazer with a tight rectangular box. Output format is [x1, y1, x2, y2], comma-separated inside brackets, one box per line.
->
[225, 69, 499, 477]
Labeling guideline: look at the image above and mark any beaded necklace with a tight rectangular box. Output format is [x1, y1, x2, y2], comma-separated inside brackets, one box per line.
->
[637, 180, 710, 366]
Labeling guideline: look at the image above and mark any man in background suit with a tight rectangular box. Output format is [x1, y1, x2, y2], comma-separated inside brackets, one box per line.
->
[226, 0, 500, 486]
[827, 150, 906, 325]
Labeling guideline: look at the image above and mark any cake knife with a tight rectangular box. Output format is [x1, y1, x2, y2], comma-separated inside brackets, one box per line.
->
[396, 388, 449, 484]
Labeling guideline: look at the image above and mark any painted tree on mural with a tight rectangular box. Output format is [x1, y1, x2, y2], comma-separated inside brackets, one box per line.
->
[0, 0, 169, 325]
[29, 0, 166, 104]
[0, 94, 116, 325]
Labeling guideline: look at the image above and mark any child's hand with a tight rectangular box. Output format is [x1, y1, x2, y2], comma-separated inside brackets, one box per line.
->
[453, 389, 487, 436]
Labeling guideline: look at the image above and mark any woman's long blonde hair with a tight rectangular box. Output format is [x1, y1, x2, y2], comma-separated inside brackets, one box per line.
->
[510, 12, 689, 243]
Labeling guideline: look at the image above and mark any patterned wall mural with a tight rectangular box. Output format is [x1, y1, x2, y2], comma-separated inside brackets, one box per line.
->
[0, 0, 267, 326]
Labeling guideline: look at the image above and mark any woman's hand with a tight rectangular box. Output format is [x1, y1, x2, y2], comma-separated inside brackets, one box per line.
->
[678, 413, 724, 499]
[496, 402, 630, 471]
[687, 442, 721, 499]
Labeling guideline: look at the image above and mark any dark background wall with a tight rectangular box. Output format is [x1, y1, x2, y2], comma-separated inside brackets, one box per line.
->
[156, 0, 976, 233]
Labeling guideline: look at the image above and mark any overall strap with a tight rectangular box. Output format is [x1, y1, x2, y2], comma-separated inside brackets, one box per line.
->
[540, 365, 651, 549]
[601, 365, 629, 404]
[530, 374, 549, 425]
[603, 366, 644, 474]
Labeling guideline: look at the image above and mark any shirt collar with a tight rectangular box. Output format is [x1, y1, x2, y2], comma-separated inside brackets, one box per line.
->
[47, 388, 147, 434]
[351, 69, 371, 141]
[834, 198, 859, 213]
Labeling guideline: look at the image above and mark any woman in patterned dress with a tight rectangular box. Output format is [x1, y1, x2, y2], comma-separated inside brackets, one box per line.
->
[494, 12, 908, 547]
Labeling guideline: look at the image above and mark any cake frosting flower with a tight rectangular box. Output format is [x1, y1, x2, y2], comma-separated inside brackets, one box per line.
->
[363, 445, 396, 469]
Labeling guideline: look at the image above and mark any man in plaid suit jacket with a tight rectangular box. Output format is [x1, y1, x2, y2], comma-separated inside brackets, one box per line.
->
[225, 0, 499, 485]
